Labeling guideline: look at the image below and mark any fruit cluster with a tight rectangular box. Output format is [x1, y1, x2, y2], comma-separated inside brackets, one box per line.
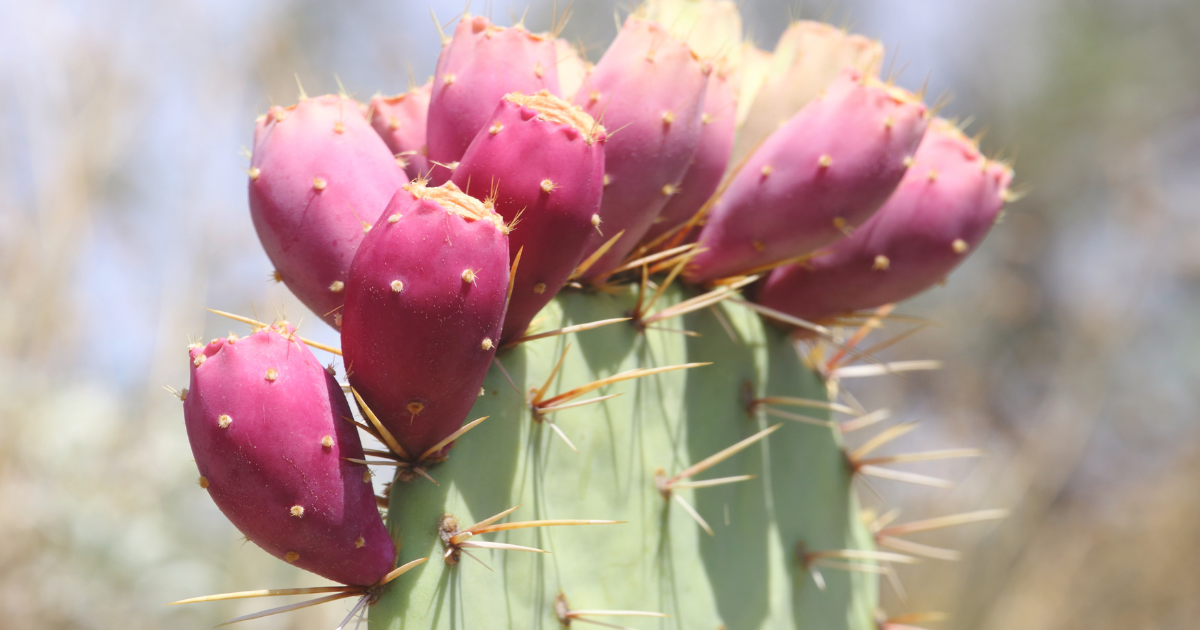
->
[172, 2, 1014, 628]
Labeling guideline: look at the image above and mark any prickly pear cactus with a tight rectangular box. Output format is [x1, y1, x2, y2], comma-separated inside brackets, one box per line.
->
[171, 2, 1016, 629]
[371, 285, 877, 629]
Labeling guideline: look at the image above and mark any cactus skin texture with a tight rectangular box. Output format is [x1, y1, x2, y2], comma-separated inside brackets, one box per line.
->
[572, 17, 710, 278]
[451, 92, 606, 345]
[369, 81, 432, 180]
[341, 181, 509, 459]
[757, 119, 1015, 322]
[426, 15, 560, 184]
[733, 21, 884, 166]
[249, 95, 407, 329]
[687, 70, 929, 284]
[369, 285, 877, 630]
[184, 325, 395, 586]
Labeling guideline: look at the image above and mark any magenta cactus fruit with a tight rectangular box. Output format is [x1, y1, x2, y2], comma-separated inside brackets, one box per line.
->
[686, 69, 929, 284]
[756, 119, 1015, 322]
[369, 81, 432, 180]
[183, 324, 395, 586]
[733, 21, 884, 165]
[451, 91, 606, 344]
[340, 181, 509, 458]
[571, 16, 710, 278]
[735, 43, 772, 127]
[249, 95, 407, 329]
[644, 64, 737, 243]
[426, 15, 560, 184]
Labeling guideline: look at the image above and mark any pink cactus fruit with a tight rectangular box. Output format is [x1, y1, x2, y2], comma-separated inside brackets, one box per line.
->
[249, 95, 407, 329]
[643, 64, 737, 243]
[755, 119, 1014, 322]
[183, 324, 395, 586]
[368, 81, 432, 180]
[340, 181, 509, 458]
[732, 21, 883, 167]
[640, 0, 744, 62]
[452, 92, 606, 344]
[426, 15, 561, 184]
[685, 69, 929, 284]
[555, 39, 590, 100]
[735, 43, 772, 127]
[570, 16, 710, 278]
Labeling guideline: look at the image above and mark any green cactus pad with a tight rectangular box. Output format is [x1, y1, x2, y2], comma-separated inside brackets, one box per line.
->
[370, 285, 878, 629]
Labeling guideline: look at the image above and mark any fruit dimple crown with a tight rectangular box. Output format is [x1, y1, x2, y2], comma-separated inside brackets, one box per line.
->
[404, 180, 509, 233]
[504, 90, 606, 141]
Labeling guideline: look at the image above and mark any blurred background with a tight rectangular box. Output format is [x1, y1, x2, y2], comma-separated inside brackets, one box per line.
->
[1, 0, 1198, 628]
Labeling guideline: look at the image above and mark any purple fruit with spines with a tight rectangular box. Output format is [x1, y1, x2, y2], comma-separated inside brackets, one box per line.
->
[555, 39, 590, 100]
[184, 323, 395, 586]
[685, 69, 929, 284]
[249, 95, 407, 329]
[732, 21, 884, 167]
[451, 91, 606, 345]
[341, 181, 509, 459]
[570, 16, 711, 279]
[369, 81, 432, 180]
[643, 62, 737, 244]
[426, 15, 560, 185]
[755, 118, 1014, 323]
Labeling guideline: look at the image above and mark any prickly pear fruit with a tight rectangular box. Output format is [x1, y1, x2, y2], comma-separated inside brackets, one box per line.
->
[340, 181, 509, 459]
[644, 65, 737, 243]
[426, 15, 560, 184]
[249, 95, 407, 329]
[183, 324, 395, 586]
[571, 16, 710, 277]
[733, 21, 884, 166]
[640, 0, 744, 63]
[735, 43, 772, 127]
[369, 81, 432, 180]
[686, 70, 928, 284]
[756, 119, 1014, 322]
[451, 91, 606, 344]
[554, 39, 589, 100]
